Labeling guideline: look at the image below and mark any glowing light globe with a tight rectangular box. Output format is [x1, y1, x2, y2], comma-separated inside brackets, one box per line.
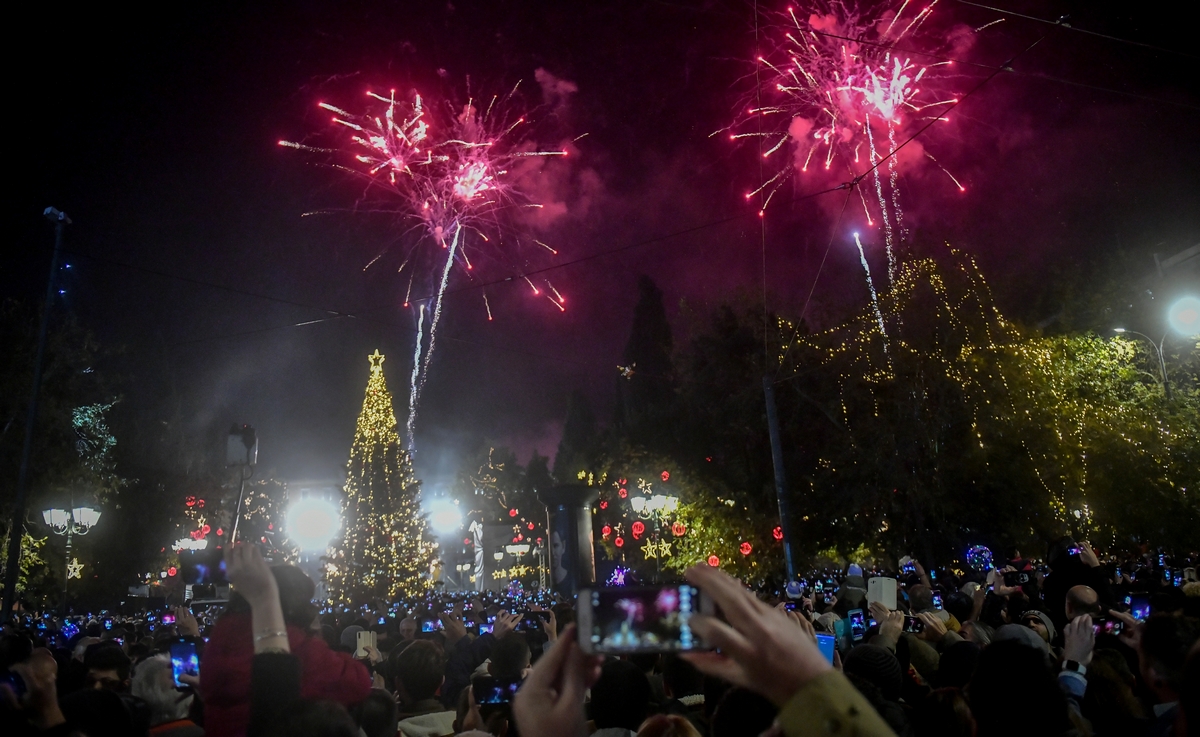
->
[428, 498, 463, 535]
[287, 498, 341, 552]
[1168, 296, 1200, 336]
[965, 545, 993, 571]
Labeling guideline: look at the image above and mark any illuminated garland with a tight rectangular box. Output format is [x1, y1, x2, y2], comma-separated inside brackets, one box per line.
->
[325, 351, 436, 604]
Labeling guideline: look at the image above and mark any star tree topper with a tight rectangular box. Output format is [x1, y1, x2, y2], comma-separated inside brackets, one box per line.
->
[368, 349, 386, 373]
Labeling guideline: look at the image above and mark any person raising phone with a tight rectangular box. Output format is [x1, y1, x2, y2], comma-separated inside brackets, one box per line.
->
[514, 565, 895, 737]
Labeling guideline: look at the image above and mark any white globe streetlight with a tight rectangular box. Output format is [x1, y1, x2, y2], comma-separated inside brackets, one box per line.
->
[286, 498, 341, 552]
[427, 498, 463, 535]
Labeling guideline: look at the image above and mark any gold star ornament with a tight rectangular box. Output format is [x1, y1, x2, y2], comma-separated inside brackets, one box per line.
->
[67, 558, 84, 579]
[368, 349, 386, 373]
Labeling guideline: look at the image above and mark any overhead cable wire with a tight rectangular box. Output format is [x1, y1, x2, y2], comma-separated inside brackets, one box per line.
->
[950, 0, 1197, 58]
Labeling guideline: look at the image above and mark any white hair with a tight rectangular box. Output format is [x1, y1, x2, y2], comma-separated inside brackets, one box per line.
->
[131, 654, 192, 725]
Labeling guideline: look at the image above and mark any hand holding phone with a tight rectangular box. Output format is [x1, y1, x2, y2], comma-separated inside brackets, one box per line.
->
[578, 584, 710, 654]
[672, 564, 834, 706]
[169, 640, 199, 689]
[356, 630, 378, 658]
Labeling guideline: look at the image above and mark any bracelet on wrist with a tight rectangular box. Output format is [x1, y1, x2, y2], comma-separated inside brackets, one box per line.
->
[253, 630, 289, 643]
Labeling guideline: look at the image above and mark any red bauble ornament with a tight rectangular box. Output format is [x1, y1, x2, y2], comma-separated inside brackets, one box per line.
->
[216, 528, 224, 536]
[672, 522, 687, 537]
[618, 488, 628, 499]
[464, 538, 472, 546]
[197, 499, 205, 508]
[599, 500, 608, 509]
[739, 542, 752, 556]
[201, 524, 211, 535]
[167, 567, 177, 577]
[185, 496, 196, 507]
[527, 522, 535, 530]
[615, 536, 625, 548]
[602, 525, 612, 537]
[619, 478, 627, 485]
[707, 555, 720, 567]
[509, 509, 518, 517]
[631, 521, 646, 539]
[268, 523, 273, 531]
[772, 526, 783, 541]
[661, 471, 670, 481]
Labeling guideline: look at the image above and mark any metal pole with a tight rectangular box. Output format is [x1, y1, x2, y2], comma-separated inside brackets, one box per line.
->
[1157, 333, 1171, 401]
[763, 376, 797, 581]
[2, 208, 69, 622]
[63, 523, 72, 617]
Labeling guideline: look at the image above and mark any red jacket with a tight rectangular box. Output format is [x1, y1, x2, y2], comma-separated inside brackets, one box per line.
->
[199, 613, 371, 737]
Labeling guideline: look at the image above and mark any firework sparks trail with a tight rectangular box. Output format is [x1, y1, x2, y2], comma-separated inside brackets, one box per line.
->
[724, 1, 968, 237]
[406, 304, 426, 448]
[853, 232, 889, 355]
[866, 116, 897, 283]
[418, 224, 461, 413]
[282, 84, 569, 447]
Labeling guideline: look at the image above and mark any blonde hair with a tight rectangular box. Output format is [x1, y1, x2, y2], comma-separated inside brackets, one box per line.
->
[637, 714, 703, 737]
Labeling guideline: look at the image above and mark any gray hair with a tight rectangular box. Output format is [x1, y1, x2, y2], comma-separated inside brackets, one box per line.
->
[131, 654, 192, 725]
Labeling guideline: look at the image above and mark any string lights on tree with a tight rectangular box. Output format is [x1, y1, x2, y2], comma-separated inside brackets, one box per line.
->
[325, 350, 435, 604]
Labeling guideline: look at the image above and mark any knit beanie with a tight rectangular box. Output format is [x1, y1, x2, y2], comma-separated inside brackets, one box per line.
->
[843, 644, 904, 701]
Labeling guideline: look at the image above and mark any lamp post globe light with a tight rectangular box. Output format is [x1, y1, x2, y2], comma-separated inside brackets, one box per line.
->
[42, 504, 101, 613]
[1113, 292, 1197, 403]
[1168, 296, 1200, 336]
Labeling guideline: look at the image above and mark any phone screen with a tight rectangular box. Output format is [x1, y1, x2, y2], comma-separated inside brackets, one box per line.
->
[815, 633, 836, 664]
[162, 614, 176, 625]
[169, 641, 199, 688]
[848, 609, 866, 641]
[1127, 595, 1150, 621]
[1094, 618, 1124, 636]
[903, 616, 925, 634]
[421, 619, 443, 632]
[478, 622, 494, 635]
[581, 585, 707, 654]
[473, 676, 522, 705]
[932, 592, 943, 610]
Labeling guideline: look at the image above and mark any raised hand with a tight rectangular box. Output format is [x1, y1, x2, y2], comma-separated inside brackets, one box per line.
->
[512, 624, 601, 737]
[681, 565, 832, 706]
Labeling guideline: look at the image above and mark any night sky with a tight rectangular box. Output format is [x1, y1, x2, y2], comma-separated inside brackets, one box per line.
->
[10, 0, 1198, 492]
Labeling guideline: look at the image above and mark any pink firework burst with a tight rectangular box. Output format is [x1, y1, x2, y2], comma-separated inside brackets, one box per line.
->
[282, 82, 570, 446]
[724, 1, 968, 278]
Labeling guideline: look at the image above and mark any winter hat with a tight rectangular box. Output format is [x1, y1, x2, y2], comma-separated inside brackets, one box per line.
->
[847, 563, 864, 578]
[994, 623, 1050, 656]
[843, 644, 904, 701]
[1020, 609, 1057, 643]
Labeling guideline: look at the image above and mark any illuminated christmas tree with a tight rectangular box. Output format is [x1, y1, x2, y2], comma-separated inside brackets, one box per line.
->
[326, 350, 435, 604]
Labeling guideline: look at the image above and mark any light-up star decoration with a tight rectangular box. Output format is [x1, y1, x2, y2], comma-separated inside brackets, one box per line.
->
[641, 539, 672, 559]
[368, 349, 386, 373]
[66, 558, 83, 580]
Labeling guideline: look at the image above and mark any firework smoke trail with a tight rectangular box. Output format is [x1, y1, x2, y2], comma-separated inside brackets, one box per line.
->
[853, 232, 889, 355]
[282, 84, 569, 447]
[406, 304, 427, 449]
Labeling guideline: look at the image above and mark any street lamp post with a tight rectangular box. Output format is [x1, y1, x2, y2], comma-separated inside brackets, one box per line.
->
[42, 503, 100, 615]
[1113, 329, 1171, 401]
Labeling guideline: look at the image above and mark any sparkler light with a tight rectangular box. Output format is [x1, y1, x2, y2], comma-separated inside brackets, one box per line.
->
[726, 1, 968, 280]
[282, 84, 569, 447]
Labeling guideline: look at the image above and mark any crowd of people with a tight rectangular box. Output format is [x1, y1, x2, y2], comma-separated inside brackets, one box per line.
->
[2, 538, 1197, 737]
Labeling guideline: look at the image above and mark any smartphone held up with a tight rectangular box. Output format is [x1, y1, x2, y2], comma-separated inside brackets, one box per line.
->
[578, 584, 712, 654]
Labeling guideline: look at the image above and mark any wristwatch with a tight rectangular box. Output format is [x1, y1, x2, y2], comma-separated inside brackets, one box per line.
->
[1062, 660, 1087, 676]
